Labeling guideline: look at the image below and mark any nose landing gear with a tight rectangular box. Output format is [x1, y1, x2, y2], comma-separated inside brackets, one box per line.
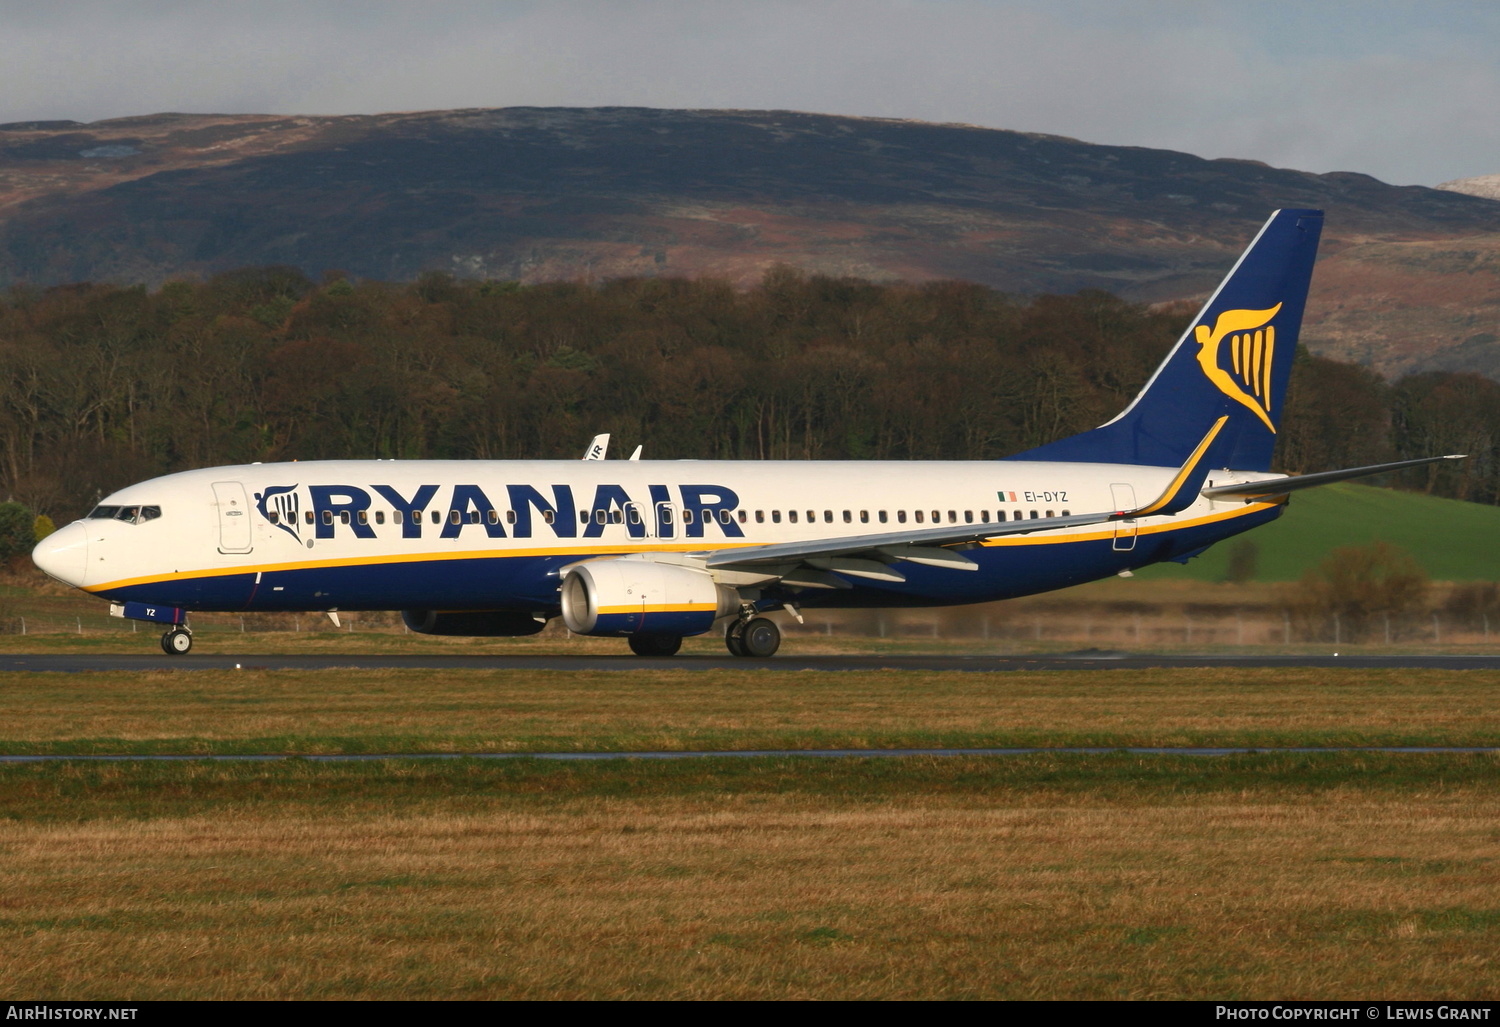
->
[160, 627, 193, 655]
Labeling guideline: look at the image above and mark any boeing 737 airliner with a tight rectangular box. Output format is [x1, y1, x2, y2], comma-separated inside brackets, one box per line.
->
[31, 210, 1458, 656]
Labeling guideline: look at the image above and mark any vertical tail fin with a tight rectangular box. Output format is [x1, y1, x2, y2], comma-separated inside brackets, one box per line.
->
[1008, 209, 1323, 471]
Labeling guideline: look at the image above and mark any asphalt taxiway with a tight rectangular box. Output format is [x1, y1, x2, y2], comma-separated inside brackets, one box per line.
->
[5, 652, 1500, 672]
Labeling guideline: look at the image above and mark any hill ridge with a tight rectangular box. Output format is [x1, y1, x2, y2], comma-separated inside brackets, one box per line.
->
[2, 106, 1499, 378]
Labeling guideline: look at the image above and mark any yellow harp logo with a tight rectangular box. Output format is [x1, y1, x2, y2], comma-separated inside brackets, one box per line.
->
[1193, 303, 1282, 433]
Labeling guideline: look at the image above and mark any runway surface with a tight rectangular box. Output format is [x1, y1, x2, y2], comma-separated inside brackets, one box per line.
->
[5, 651, 1500, 672]
[2, 747, 1496, 762]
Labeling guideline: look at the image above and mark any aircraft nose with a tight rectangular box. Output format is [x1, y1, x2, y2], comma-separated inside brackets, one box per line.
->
[32, 521, 88, 587]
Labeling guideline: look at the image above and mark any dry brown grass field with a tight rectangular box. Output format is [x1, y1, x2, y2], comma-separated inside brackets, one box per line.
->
[2, 755, 1498, 999]
[3, 661, 1499, 998]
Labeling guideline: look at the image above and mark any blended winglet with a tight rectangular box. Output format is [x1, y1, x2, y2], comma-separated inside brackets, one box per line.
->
[1131, 416, 1229, 517]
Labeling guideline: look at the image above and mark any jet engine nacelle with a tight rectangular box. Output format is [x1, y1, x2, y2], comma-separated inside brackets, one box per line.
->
[561, 560, 739, 637]
[401, 609, 547, 636]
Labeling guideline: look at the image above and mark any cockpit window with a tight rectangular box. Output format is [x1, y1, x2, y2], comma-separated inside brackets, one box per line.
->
[86, 504, 161, 525]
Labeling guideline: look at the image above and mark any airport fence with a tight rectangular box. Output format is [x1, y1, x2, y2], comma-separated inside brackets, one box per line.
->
[1, 603, 1496, 647]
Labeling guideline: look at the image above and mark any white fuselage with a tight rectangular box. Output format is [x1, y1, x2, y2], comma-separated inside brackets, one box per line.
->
[37, 458, 1281, 613]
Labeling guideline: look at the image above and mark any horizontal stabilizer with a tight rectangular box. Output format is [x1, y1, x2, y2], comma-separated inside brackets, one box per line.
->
[1202, 455, 1466, 500]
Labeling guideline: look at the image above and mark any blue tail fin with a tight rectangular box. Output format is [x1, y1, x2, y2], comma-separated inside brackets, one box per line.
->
[1008, 209, 1323, 471]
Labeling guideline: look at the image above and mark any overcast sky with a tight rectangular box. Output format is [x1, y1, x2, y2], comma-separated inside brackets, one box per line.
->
[2, 0, 1495, 187]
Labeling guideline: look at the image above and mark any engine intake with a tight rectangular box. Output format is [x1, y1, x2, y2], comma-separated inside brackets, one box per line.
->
[401, 609, 547, 636]
[561, 560, 739, 637]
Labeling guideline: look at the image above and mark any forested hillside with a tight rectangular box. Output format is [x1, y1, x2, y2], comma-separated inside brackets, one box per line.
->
[2, 266, 1494, 520]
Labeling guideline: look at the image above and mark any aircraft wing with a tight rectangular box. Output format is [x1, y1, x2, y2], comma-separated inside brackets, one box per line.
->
[702, 417, 1231, 582]
[704, 509, 1114, 572]
[1201, 454, 1465, 500]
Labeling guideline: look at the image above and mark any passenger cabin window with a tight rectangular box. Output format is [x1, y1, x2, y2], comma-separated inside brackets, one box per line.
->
[393, 511, 403, 525]
[964, 511, 973, 523]
[268, 511, 279, 524]
[772, 510, 782, 523]
[897, 511, 906, 523]
[948, 511, 956, 523]
[823, 511, 832, 523]
[305, 511, 315, 525]
[843, 511, 852, 523]
[755, 510, 764, 523]
[738, 510, 747, 523]
[341, 511, 352, 525]
[322, 511, 333, 525]
[543, 510, 555, 525]
[683, 510, 695, 524]
[719, 510, 731, 524]
[449, 510, 461, 525]
[376, 511, 386, 525]
[358, 511, 369, 526]
[789, 510, 798, 524]
[1030, 511, 1039, 519]
[915, 510, 925, 523]
[1046, 510, 1055, 518]
[998, 511, 1007, 522]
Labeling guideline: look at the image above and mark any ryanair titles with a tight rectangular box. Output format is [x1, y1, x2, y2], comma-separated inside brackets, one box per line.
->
[253, 483, 745, 543]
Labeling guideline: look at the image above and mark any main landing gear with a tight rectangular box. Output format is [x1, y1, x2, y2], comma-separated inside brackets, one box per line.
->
[160, 627, 193, 655]
[725, 615, 780, 658]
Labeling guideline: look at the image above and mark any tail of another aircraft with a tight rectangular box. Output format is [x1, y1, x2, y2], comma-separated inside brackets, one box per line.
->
[1008, 208, 1323, 471]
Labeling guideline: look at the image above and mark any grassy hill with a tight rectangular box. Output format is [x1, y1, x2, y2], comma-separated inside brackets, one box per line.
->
[4, 108, 1500, 379]
[1140, 483, 1500, 582]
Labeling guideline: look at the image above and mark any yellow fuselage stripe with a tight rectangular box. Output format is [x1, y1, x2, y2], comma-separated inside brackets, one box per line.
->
[597, 603, 718, 615]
